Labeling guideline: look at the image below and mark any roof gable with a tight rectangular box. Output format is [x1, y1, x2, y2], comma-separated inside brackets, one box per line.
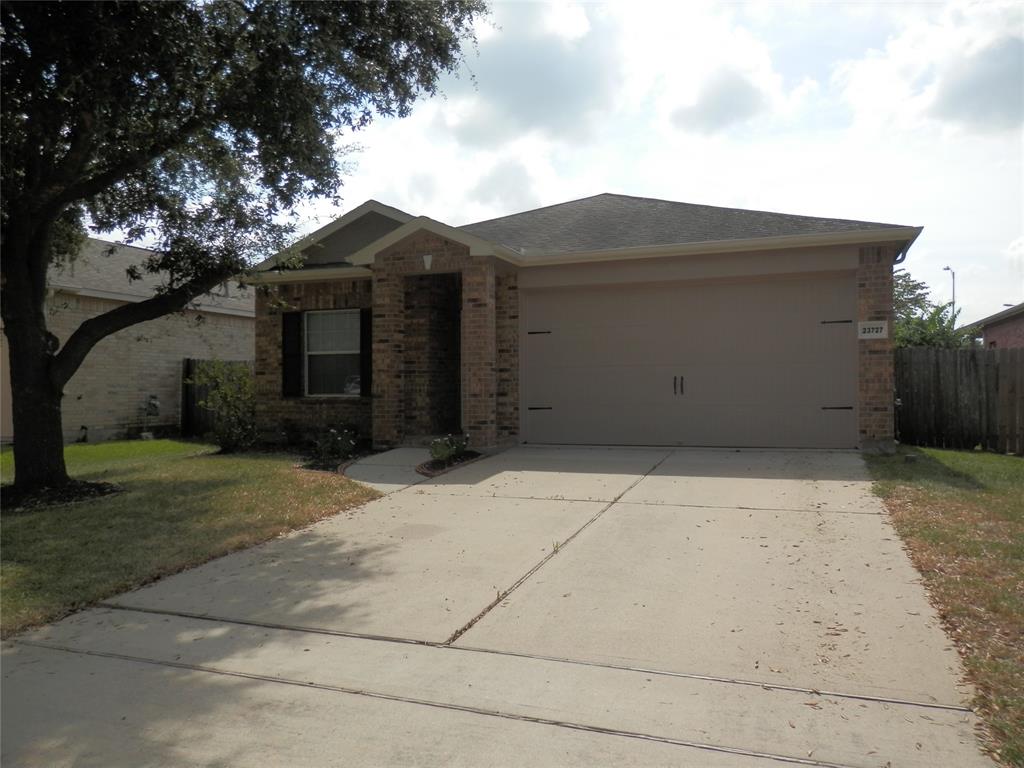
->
[255, 199, 412, 271]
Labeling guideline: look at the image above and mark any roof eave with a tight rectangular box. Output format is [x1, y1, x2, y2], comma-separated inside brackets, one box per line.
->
[971, 302, 1024, 329]
[246, 265, 373, 284]
[510, 226, 924, 267]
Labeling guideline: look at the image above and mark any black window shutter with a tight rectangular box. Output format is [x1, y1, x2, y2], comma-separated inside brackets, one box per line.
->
[360, 307, 372, 397]
[281, 312, 303, 397]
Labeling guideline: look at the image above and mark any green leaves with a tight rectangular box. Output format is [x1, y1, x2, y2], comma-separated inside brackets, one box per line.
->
[2, 0, 487, 275]
[893, 269, 976, 348]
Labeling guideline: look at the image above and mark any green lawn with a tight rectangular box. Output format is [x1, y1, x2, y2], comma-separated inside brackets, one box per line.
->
[1, 440, 379, 637]
[866, 447, 1024, 767]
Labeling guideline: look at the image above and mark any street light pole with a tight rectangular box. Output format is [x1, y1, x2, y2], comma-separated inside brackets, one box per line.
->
[943, 266, 956, 319]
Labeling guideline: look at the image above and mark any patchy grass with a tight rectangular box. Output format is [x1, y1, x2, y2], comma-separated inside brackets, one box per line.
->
[1, 440, 380, 637]
[866, 447, 1024, 767]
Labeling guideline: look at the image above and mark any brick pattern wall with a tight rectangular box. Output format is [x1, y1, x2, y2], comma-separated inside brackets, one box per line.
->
[254, 279, 372, 442]
[46, 293, 253, 442]
[372, 232, 500, 448]
[403, 273, 461, 435]
[495, 273, 520, 443]
[983, 316, 1024, 348]
[857, 245, 896, 449]
[251, 231, 522, 449]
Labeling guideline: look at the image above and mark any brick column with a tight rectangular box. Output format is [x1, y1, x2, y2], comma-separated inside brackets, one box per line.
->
[495, 273, 520, 444]
[372, 263, 405, 447]
[461, 262, 497, 448]
[857, 245, 896, 452]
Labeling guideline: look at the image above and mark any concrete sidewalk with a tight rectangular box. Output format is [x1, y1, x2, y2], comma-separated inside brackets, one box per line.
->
[341, 446, 430, 493]
[2, 446, 994, 767]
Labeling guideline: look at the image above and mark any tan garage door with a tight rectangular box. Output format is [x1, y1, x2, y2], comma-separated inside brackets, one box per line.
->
[521, 273, 858, 448]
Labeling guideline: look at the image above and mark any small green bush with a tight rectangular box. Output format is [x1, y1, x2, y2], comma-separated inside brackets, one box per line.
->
[191, 361, 257, 453]
[308, 426, 358, 470]
[429, 434, 468, 464]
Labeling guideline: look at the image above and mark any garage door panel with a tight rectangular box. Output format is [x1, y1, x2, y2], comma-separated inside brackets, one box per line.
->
[524, 361, 853, 408]
[522, 274, 858, 448]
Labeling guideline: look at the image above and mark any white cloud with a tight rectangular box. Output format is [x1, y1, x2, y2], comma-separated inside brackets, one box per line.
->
[280, 1, 1022, 325]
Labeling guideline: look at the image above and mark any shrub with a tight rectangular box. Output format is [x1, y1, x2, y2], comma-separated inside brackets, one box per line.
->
[308, 426, 358, 470]
[191, 361, 257, 453]
[429, 434, 468, 465]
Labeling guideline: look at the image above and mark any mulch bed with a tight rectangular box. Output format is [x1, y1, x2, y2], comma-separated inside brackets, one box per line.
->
[415, 451, 483, 478]
[1, 480, 123, 514]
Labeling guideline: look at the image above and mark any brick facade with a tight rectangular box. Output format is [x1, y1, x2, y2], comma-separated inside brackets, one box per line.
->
[252, 226, 895, 453]
[254, 279, 372, 442]
[254, 232, 520, 450]
[372, 232, 503, 449]
[402, 273, 461, 436]
[982, 315, 1024, 348]
[857, 245, 896, 451]
[495, 273, 520, 443]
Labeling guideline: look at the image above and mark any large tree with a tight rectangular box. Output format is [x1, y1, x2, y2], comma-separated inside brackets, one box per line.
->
[1, 0, 485, 492]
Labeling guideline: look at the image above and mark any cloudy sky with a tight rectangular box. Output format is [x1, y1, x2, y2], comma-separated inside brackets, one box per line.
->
[297, 0, 1023, 325]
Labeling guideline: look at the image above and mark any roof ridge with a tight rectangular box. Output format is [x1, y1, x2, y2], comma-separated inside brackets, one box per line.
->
[460, 192, 904, 230]
[457, 192, 614, 229]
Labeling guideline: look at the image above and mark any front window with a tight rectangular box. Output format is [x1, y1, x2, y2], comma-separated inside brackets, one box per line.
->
[305, 310, 361, 396]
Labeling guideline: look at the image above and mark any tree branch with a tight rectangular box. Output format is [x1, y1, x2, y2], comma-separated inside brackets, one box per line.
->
[50, 266, 234, 388]
[42, 113, 209, 213]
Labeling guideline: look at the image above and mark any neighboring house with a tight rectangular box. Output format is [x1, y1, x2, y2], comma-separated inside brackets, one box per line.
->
[969, 302, 1024, 348]
[250, 194, 921, 451]
[0, 237, 254, 443]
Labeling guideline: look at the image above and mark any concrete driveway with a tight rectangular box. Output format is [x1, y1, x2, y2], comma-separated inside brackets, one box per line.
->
[2, 446, 992, 767]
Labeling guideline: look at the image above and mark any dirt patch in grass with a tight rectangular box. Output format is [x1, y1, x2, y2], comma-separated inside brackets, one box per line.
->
[1, 480, 123, 513]
[866, 447, 1023, 767]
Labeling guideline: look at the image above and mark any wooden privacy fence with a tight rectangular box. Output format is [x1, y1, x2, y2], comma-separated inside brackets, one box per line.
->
[895, 347, 1024, 454]
[180, 358, 251, 438]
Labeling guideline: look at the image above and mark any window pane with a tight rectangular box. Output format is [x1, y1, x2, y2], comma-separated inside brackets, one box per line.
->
[307, 311, 359, 353]
[307, 353, 361, 395]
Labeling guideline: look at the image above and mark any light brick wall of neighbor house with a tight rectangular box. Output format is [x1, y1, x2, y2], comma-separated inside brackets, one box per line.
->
[857, 245, 896, 449]
[48, 293, 253, 442]
[254, 279, 373, 442]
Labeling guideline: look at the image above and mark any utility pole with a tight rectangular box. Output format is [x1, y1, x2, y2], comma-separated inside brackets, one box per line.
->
[943, 266, 956, 319]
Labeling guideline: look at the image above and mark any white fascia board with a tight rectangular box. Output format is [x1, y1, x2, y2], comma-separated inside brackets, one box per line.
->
[512, 226, 924, 268]
[346, 216, 520, 265]
[246, 266, 373, 284]
[253, 200, 415, 272]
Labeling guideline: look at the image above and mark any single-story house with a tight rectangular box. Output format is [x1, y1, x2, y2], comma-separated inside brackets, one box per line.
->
[0, 237, 255, 443]
[250, 194, 921, 451]
[969, 302, 1024, 348]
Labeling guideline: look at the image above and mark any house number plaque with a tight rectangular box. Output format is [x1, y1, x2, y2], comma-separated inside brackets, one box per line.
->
[857, 321, 888, 339]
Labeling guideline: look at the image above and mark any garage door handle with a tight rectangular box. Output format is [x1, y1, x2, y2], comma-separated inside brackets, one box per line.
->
[673, 375, 677, 395]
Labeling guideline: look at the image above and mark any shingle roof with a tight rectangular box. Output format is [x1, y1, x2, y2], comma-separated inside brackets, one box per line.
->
[459, 193, 910, 257]
[50, 238, 254, 316]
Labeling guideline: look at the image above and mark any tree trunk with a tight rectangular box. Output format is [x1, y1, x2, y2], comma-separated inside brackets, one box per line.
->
[2, 217, 72, 491]
[7, 335, 69, 490]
